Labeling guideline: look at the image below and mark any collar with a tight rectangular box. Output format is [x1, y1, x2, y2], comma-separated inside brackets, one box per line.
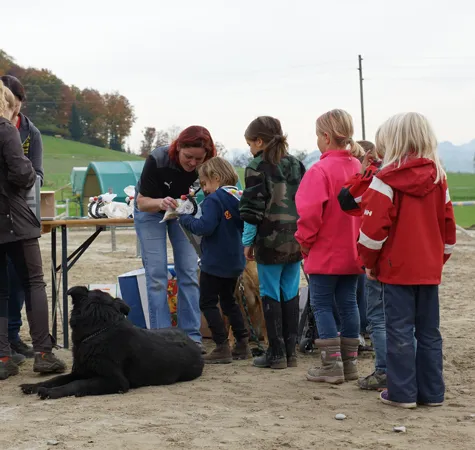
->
[80, 326, 111, 344]
[15, 115, 21, 130]
[320, 149, 352, 160]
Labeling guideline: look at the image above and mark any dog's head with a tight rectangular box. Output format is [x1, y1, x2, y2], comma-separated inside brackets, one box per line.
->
[67, 286, 130, 331]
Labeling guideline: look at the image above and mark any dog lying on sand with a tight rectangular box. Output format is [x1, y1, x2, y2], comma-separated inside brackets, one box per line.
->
[20, 286, 204, 400]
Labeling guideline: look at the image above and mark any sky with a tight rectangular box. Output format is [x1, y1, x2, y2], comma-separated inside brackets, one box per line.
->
[3, 0, 475, 155]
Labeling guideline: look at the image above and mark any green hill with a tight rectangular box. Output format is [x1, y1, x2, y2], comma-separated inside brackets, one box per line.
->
[42, 136, 143, 193]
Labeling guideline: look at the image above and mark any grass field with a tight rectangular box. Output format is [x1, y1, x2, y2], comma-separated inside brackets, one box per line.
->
[41, 138, 475, 227]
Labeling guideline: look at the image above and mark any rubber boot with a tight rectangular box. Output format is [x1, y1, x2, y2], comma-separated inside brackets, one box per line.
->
[203, 340, 233, 364]
[253, 297, 287, 369]
[281, 295, 299, 367]
[340, 337, 360, 381]
[232, 338, 252, 360]
[306, 337, 345, 384]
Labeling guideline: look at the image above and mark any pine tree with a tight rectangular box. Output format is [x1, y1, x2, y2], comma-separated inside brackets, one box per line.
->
[69, 103, 83, 141]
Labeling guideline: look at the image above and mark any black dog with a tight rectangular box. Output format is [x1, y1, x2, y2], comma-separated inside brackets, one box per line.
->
[20, 286, 204, 399]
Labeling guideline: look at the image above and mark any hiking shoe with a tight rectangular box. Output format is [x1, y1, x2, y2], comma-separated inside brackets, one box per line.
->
[10, 339, 35, 358]
[0, 357, 20, 380]
[358, 370, 387, 391]
[204, 341, 232, 364]
[306, 338, 344, 384]
[232, 338, 252, 360]
[33, 352, 67, 374]
[11, 351, 26, 366]
[380, 389, 417, 409]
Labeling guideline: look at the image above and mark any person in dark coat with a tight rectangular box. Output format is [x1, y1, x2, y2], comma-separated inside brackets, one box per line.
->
[0, 80, 66, 381]
[1, 75, 44, 359]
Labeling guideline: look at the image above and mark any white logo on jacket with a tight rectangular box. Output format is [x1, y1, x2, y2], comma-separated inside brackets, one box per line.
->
[164, 181, 173, 189]
[364, 209, 373, 216]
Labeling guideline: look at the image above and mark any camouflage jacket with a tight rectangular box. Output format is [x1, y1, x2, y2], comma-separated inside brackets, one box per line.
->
[239, 152, 306, 265]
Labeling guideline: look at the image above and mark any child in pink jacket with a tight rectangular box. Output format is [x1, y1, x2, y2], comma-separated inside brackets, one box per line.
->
[295, 109, 363, 385]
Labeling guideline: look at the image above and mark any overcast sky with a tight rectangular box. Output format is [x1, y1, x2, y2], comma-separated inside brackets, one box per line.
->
[3, 0, 475, 154]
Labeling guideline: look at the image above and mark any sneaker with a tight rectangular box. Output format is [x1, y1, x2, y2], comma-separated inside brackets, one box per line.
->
[11, 351, 26, 366]
[9, 339, 35, 358]
[358, 370, 387, 391]
[380, 389, 417, 409]
[33, 352, 67, 374]
[0, 357, 20, 380]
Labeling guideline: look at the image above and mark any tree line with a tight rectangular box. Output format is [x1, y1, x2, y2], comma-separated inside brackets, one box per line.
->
[0, 49, 135, 152]
[140, 126, 309, 167]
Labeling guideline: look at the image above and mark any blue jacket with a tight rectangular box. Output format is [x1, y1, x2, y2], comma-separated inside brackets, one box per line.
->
[180, 187, 246, 278]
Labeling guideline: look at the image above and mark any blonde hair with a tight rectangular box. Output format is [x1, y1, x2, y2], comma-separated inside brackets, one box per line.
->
[0, 80, 16, 119]
[376, 112, 445, 183]
[316, 109, 363, 158]
[198, 156, 239, 186]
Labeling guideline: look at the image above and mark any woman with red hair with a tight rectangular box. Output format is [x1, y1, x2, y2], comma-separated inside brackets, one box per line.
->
[135, 126, 216, 352]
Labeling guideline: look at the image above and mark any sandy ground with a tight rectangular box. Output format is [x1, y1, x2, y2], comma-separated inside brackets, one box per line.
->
[1, 227, 475, 450]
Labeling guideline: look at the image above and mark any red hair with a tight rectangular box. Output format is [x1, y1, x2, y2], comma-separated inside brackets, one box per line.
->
[169, 125, 216, 163]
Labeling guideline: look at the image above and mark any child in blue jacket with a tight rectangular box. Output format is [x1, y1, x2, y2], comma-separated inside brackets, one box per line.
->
[180, 157, 249, 363]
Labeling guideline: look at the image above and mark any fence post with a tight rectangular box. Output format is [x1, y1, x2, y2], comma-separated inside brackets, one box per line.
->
[110, 226, 117, 252]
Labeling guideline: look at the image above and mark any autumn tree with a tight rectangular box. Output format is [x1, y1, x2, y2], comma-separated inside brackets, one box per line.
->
[69, 103, 83, 141]
[215, 142, 228, 158]
[140, 127, 157, 157]
[154, 130, 170, 148]
[104, 92, 136, 152]
[77, 89, 108, 147]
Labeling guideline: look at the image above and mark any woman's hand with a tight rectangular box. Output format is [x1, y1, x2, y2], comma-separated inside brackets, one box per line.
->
[365, 267, 377, 281]
[244, 246, 255, 261]
[160, 197, 179, 210]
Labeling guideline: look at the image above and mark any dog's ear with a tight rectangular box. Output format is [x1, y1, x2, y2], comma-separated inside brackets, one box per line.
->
[67, 286, 89, 304]
[114, 298, 131, 316]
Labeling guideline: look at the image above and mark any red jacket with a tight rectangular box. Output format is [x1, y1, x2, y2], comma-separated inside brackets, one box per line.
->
[295, 150, 363, 275]
[338, 162, 381, 216]
[357, 158, 456, 285]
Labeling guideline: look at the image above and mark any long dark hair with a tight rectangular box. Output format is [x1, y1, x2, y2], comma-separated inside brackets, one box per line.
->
[245, 116, 288, 165]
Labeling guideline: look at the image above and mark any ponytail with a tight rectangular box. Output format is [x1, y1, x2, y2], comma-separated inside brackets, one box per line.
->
[349, 139, 365, 160]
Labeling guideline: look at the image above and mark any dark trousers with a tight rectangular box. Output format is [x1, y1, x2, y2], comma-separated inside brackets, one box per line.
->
[0, 239, 52, 357]
[199, 271, 248, 345]
[7, 258, 25, 342]
[384, 284, 444, 404]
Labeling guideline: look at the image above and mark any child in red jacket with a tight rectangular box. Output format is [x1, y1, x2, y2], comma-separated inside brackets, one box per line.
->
[358, 112, 456, 409]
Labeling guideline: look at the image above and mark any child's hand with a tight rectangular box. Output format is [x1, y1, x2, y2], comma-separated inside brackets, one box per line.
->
[361, 151, 375, 174]
[300, 244, 310, 256]
[365, 267, 377, 281]
[244, 246, 255, 261]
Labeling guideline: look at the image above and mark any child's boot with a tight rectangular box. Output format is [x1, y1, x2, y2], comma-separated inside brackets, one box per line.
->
[0, 356, 19, 380]
[306, 337, 344, 384]
[281, 295, 299, 367]
[203, 341, 232, 364]
[253, 297, 287, 369]
[340, 337, 360, 381]
[232, 338, 252, 360]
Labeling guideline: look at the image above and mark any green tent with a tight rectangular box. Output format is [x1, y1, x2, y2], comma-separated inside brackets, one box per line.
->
[70, 167, 88, 196]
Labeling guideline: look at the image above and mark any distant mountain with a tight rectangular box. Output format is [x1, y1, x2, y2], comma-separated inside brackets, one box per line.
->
[302, 141, 475, 173]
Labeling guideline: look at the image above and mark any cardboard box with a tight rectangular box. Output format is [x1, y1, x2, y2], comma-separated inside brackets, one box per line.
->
[88, 284, 121, 297]
[40, 191, 56, 219]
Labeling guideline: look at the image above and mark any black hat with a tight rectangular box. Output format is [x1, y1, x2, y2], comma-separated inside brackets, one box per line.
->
[0, 75, 26, 102]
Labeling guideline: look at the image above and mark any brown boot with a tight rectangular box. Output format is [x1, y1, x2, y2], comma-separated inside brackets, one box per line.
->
[203, 341, 232, 364]
[306, 337, 344, 384]
[232, 338, 252, 360]
[340, 337, 359, 381]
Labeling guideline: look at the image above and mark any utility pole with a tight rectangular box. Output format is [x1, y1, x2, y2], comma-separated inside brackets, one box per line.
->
[358, 54, 366, 140]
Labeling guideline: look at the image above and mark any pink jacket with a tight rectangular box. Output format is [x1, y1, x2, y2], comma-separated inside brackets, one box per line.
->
[295, 150, 363, 275]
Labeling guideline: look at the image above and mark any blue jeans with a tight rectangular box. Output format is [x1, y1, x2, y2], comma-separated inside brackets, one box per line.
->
[366, 279, 386, 372]
[257, 262, 300, 302]
[134, 209, 202, 343]
[384, 284, 444, 404]
[357, 274, 367, 333]
[7, 258, 25, 343]
[309, 274, 360, 339]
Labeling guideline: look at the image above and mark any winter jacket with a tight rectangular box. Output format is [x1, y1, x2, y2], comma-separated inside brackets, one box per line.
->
[239, 152, 305, 265]
[338, 161, 382, 216]
[357, 158, 456, 285]
[295, 150, 363, 275]
[17, 113, 44, 186]
[180, 187, 246, 278]
[0, 117, 41, 244]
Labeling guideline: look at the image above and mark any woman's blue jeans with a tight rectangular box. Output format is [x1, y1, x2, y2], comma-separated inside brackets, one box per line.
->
[309, 274, 360, 340]
[134, 209, 201, 343]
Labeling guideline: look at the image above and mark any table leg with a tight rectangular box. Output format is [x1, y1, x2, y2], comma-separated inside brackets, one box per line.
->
[51, 228, 57, 340]
[61, 225, 69, 349]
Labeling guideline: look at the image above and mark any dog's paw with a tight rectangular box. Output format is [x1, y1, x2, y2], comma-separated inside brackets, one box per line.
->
[37, 387, 52, 400]
[20, 384, 40, 395]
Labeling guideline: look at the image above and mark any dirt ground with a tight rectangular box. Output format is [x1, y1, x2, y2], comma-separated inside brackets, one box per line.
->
[1, 227, 475, 450]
